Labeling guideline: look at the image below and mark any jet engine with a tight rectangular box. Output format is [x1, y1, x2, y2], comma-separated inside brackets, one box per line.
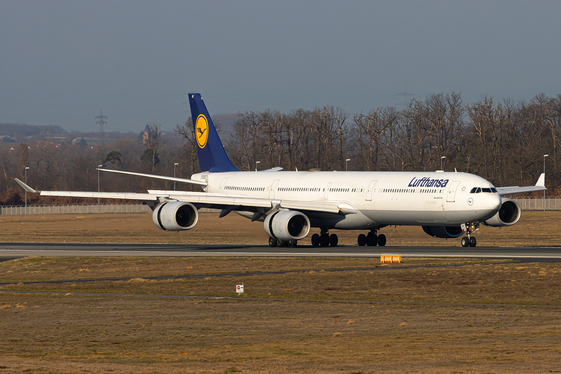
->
[152, 202, 199, 231]
[422, 225, 464, 239]
[483, 198, 521, 227]
[264, 210, 311, 241]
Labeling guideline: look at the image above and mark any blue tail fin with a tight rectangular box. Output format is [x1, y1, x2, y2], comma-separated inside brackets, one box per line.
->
[188, 93, 239, 172]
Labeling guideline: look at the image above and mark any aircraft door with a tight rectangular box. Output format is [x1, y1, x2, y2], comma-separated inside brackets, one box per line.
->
[366, 180, 377, 201]
[324, 183, 331, 200]
[269, 179, 280, 199]
[446, 181, 461, 202]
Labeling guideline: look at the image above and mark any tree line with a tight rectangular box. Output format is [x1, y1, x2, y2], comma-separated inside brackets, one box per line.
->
[224, 93, 560, 193]
[0, 92, 559, 205]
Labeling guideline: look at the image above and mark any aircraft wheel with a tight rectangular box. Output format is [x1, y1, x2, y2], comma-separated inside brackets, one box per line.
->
[329, 234, 338, 247]
[461, 237, 469, 247]
[290, 240, 298, 248]
[469, 237, 477, 247]
[311, 234, 320, 247]
[269, 237, 277, 247]
[357, 234, 366, 246]
[320, 234, 330, 247]
[366, 232, 378, 246]
[378, 234, 387, 247]
[279, 240, 289, 247]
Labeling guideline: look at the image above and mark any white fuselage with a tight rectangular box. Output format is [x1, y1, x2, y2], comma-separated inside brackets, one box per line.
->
[192, 170, 502, 230]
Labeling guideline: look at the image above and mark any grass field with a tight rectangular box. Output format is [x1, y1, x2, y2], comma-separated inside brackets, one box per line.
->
[1, 257, 561, 373]
[0, 210, 560, 246]
[0, 212, 560, 372]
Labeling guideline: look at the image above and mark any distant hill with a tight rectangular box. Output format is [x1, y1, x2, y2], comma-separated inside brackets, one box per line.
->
[68, 130, 139, 140]
[0, 123, 67, 139]
[0, 114, 240, 144]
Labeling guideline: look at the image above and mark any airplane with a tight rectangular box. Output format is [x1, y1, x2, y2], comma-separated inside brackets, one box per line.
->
[15, 93, 547, 248]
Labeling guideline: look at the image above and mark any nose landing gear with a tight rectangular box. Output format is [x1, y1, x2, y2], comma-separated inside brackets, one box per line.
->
[461, 222, 479, 247]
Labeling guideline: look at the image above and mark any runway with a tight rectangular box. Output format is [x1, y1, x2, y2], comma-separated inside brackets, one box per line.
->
[1, 242, 560, 261]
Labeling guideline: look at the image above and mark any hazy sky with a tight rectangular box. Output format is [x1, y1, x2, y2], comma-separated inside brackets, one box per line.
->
[1, 1, 560, 132]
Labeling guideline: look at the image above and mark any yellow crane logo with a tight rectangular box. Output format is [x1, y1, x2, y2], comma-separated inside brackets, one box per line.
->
[195, 114, 209, 148]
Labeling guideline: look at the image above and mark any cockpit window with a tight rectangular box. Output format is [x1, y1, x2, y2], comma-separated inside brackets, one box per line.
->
[470, 187, 497, 193]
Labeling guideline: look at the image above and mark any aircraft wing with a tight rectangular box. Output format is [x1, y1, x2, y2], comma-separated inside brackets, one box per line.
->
[15, 179, 355, 215]
[38, 191, 159, 201]
[496, 173, 546, 195]
[147, 190, 353, 214]
[15, 178, 159, 202]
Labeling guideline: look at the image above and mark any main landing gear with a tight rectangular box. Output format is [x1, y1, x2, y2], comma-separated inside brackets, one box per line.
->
[268, 237, 298, 248]
[460, 222, 479, 247]
[357, 230, 386, 247]
[311, 228, 338, 247]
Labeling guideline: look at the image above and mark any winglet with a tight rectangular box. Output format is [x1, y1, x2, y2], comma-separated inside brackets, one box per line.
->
[14, 178, 40, 194]
[536, 173, 545, 187]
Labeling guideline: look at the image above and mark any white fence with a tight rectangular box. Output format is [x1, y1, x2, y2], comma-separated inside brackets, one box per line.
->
[0, 198, 559, 215]
[514, 198, 560, 211]
[0, 204, 220, 215]
[0, 204, 151, 215]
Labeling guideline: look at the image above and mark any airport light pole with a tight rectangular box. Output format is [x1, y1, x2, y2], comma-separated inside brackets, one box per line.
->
[24, 166, 29, 214]
[543, 154, 548, 211]
[255, 160, 260, 171]
[345, 158, 351, 171]
[440, 156, 446, 171]
[98, 164, 102, 213]
[174, 162, 179, 191]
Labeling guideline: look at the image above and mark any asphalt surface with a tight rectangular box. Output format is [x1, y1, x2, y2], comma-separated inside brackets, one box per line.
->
[0, 242, 560, 261]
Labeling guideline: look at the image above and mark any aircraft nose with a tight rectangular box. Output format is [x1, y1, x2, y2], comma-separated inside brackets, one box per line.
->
[476, 192, 501, 212]
[490, 193, 502, 210]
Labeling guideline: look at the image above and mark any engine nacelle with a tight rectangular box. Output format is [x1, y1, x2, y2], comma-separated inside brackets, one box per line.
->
[422, 225, 464, 239]
[152, 202, 199, 231]
[264, 210, 311, 241]
[484, 198, 521, 227]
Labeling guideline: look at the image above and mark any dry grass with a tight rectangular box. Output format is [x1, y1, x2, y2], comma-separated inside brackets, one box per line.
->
[2, 258, 558, 307]
[0, 210, 560, 246]
[1, 257, 561, 372]
[0, 256, 489, 283]
[0, 211, 560, 372]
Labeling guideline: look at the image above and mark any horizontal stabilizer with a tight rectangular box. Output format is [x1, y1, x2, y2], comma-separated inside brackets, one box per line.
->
[97, 168, 207, 186]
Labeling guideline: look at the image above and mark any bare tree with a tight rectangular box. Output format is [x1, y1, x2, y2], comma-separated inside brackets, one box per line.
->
[141, 123, 165, 175]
